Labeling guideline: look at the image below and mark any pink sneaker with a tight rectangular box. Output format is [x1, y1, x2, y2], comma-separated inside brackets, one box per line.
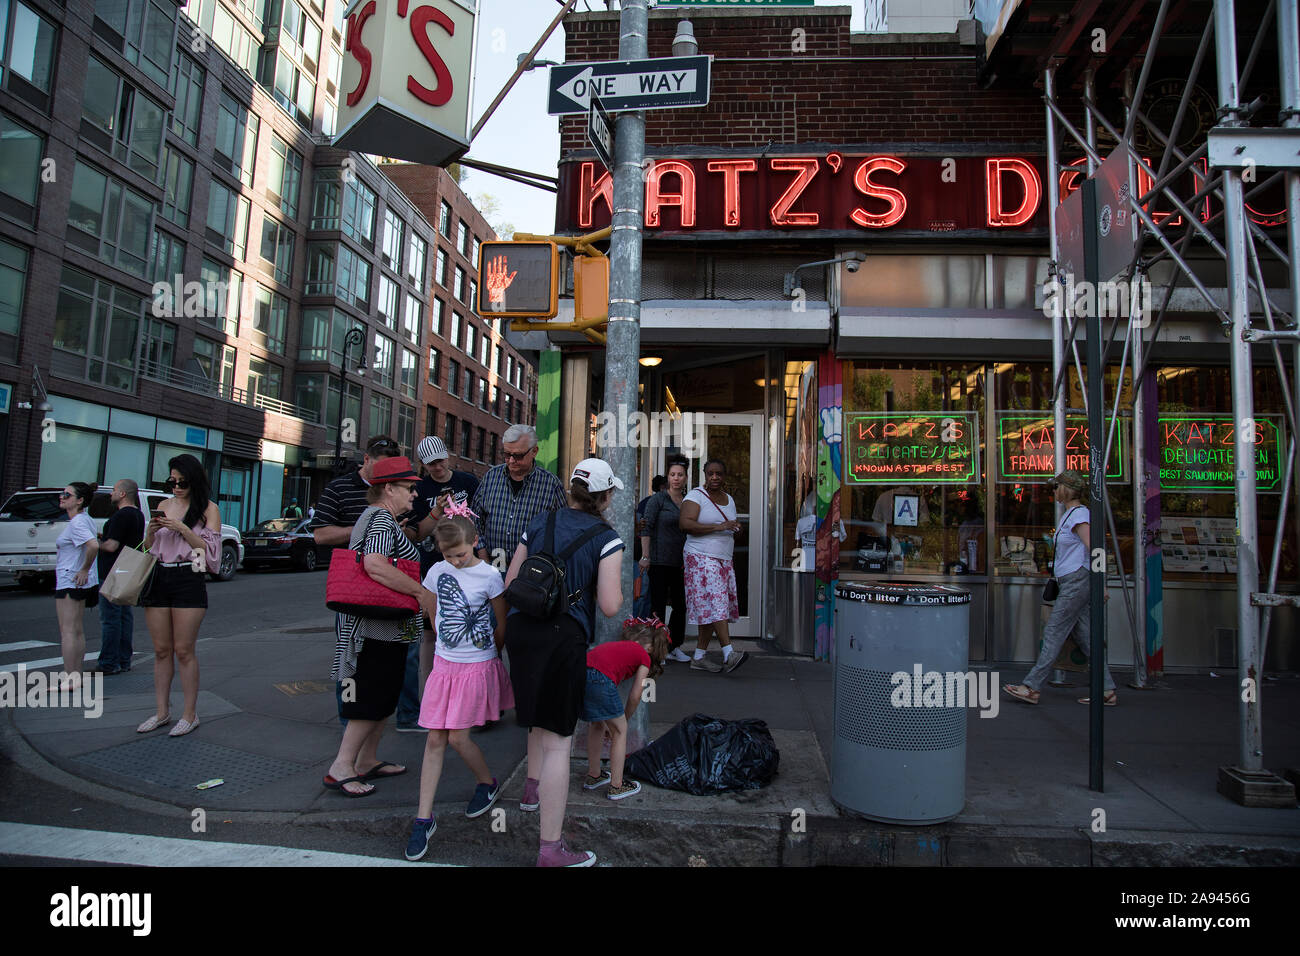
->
[520, 777, 540, 812]
[536, 839, 596, 868]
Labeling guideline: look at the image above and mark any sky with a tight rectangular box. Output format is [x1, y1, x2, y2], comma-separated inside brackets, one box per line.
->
[463, 1, 866, 237]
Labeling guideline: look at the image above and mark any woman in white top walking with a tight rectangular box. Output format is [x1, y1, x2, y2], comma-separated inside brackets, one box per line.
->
[1003, 470, 1117, 706]
[53, 482, 100, 692]
[678, 458, 747, 674]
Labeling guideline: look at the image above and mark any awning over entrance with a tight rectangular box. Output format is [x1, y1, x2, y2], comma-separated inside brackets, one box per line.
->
[545, 300, 831, 347]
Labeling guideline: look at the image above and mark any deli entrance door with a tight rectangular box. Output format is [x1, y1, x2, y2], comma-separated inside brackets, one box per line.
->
[656, 413, 765, 638]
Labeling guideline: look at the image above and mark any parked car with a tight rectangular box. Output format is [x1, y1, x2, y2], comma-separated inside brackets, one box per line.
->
[240, 517, 330, 572]
[0, 486, 244, 590]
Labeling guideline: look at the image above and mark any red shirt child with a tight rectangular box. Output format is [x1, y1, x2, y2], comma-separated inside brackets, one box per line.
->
[587, 640, 651, 685]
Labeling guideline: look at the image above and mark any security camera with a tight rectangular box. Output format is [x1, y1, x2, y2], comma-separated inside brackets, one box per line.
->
[844, 258, 861, 273]
[843, 252, 866, 273]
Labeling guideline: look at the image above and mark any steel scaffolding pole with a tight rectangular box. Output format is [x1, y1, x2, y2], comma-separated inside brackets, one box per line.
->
[1279, 0, 1300, 609]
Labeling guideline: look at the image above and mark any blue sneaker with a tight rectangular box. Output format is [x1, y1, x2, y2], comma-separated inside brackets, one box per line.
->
[466, 778, 500, 819]
[404, 817, 436, 861]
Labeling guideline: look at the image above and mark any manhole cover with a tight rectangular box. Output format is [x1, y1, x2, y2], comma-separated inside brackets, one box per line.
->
[273, 680, 335, 697]
[79, 737, 307, 798]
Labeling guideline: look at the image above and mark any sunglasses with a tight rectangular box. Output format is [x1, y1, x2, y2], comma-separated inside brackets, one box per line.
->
[503, 449, 535, 461]
[164, 478, 190, 490]
[59, 492, 74, 499]
[367, 439, 400, 455]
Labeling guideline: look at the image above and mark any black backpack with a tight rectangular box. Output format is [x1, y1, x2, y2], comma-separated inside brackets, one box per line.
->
[505, 511, 608, 619]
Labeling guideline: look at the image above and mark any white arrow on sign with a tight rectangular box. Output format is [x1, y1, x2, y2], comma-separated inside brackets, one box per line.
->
[554, 66, 701, 110]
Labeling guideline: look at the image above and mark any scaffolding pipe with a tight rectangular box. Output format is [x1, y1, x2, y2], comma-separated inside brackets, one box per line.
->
[1046, 68, 1068, 509]
[1278, 0, 1300, 593]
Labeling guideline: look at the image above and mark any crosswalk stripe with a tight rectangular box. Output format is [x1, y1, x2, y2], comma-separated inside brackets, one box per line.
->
[0, 653, 99, 674]
[0, 822, 445, 867]
[0, 641, 57, 653]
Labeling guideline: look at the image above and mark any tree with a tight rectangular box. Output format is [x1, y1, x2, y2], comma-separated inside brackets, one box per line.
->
[473, 192, 515, 240]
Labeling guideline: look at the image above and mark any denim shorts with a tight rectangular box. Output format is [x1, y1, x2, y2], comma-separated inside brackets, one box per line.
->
[581, 667, 624, 722]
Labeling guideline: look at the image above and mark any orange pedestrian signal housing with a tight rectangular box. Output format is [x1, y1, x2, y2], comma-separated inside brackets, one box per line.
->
[476, 241, 559, 319]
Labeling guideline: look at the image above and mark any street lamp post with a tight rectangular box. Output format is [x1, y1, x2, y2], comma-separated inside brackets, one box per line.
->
[334, 327, 366, 476]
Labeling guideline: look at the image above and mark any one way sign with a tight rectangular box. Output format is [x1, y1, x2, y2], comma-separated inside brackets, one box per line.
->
[547, 56, 712, 115]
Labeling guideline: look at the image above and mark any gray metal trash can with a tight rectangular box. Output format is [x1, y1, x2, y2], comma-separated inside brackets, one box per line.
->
[831, 581, 972, 824]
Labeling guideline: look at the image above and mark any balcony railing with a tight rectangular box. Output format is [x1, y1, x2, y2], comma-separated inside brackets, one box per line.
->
[139, 358, 321, 424]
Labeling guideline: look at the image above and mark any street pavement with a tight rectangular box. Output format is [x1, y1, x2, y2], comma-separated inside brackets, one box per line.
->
[1, 568, 1298, 867]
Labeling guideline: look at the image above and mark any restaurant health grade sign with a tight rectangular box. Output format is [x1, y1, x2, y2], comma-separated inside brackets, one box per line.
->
[1158, 414, 1283, 492]
[845, 412, 979, 484]
[997, 412, 1128, 483]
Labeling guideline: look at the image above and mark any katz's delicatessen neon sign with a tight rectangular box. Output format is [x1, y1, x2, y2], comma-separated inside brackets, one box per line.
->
[558, 154, 1046, 235]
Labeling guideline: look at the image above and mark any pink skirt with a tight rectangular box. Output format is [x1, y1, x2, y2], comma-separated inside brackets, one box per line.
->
[418, 655, 515, 730]
[684, 552, 740, 626]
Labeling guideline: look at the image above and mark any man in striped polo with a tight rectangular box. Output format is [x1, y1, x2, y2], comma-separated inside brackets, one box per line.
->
[472, 424, 568, 571]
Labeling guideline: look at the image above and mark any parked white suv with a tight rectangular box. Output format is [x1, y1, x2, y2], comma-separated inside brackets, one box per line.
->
[0, 486, 244, 590]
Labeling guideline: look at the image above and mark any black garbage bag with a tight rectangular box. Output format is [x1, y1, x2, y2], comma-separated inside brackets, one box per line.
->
[626, 713, 779, 795]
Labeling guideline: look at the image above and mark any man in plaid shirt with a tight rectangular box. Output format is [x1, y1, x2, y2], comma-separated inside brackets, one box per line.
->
[472, 424, 568, 570]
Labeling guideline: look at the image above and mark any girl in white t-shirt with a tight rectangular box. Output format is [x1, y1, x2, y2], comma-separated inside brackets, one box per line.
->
[405, 507, 513, 861]
[54, 482, 100, 692]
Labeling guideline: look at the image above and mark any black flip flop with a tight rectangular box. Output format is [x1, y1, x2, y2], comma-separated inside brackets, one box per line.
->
[360, 761, 407, 782]
[323, 774, 374, 797]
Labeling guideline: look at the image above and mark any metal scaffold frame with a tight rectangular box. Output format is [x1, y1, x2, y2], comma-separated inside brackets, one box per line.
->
[1039, 0, 1299, 797]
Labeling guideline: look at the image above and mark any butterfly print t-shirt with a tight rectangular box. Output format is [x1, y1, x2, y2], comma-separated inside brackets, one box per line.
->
[422, 559, 505, 664]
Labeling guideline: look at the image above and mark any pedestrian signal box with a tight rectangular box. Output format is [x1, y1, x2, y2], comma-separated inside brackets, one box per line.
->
[477, 241, 559, 319]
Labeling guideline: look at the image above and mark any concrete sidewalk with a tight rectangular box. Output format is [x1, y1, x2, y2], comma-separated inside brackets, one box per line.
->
[4, 610, 1299, 866]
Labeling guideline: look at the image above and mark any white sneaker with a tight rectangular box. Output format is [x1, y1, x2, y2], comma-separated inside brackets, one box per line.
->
[668, 648, 691, 662]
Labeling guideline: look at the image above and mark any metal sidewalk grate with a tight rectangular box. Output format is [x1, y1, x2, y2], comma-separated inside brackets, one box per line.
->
[78, 737, 308, 798]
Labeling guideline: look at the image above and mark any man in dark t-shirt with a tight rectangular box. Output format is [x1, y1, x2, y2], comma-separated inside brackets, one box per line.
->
[407, 435, 481, 574]
[96, 479, 145, 674]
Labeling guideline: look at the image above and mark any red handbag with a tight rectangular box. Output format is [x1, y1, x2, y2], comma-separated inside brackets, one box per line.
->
[325, 511, 422, 619]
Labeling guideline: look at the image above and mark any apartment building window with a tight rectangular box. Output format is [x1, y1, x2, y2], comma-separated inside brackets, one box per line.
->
[382, 209, 405, 272]
[272, 51, 316, 129]
[169, 52, 205, 146]
[52, 266, 142, 391]
[489, 433, 497, 464]
[478, 378, 489, 410]
[448, 359, 459, 396]
[480, 334, 489, 368]
[472, 235, 480, 265]
[460, 420, 471, 459]
[337, 244, 371, 309]
[82, 56, 166, 180]
[449, 311, 461, 350]
[193, 338, 235, 391]
[435, 248, 448, 288]
[492, 344, 501, 376]
[247, 355, 283, 400]
[311, 169, 341, 229]
[491, 385, 500, 418]
[268, 134, 303, 218]
[409, 234, 427, 287]
[0, 238, 28, 362]
[403, 293, 421, 345]
[299, 307, 359, 365]
[342, 178, 376, 246]
[439, 200, 452, 237]
[94, 0, 175, 89]
[295, 373, 359, 442]
[396, 404, 416, 456]
[463, 369, 474, 403]
[158, 146, 194, 228]
[476, 426, 486, 462]
[444, 412, 456, 450]
[260, 215, 295, 285]
[215, 89, 258, 187]
[148, 230, 185, 309]
[0, 110, 42, 226]
[1, 1, 56, 111]
[184, 0, 256, 77]
[66, 161, 152, 277]
[425, 404, 437, 437]
[469, 279, 477, 311]
[427, 347, 440, 387]
[251, 284, 287, 354]
[459, 221, 471, 257]
[141, 316, 175, 371]
[273, 0, 319, 125]
[400, 348, 418, 399]
[198, 257, 241, 335]
[370, 392, 392, 438]
[431, 296, 444, 336]
[377, 274, 399, 331]
[465, 322, 475, 360]
[454, 265, 466, 303]
[305, 243, 334, 296]
[372, 332, 394, 388]
[206, 181, 250, 260]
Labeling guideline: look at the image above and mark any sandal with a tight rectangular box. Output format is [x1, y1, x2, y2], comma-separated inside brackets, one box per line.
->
[136, 713, 172, 733]
[323, 774, 375, 797]
[360, 761, 406, 781]
[1002, 683, 1040, 705]
[1078, 691, 1118, 706]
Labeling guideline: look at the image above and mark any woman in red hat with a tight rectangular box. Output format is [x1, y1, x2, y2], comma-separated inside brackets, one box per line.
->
[324, 457, 438, 797]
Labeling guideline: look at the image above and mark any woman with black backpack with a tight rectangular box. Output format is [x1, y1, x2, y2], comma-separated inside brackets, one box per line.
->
[504, 458, 625, 867]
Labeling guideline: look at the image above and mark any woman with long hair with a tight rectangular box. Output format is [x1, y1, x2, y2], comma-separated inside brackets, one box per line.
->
[137, 454, 221, 736]
[504, 458, 625, 867]
[639, 454, 691, 661]
[679, 457, 747, 674]
[53, 481, 99, 692]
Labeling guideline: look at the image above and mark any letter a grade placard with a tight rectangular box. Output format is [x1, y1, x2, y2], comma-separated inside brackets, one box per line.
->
[336, 0, 477, 166]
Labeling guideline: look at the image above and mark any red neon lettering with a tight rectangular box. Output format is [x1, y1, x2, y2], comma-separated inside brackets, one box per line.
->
[768, 158, 820, 226]
[577, 161, 613, 229]
[1246, 198, 1289, 227]
[645, 160, 697, 228]
[857, 421, 877, 439]
[344, 1, 377, 108]
[1163, 422, 1182, 444]
[706, 159, 757, 227]
[1058, 158, 1086, 200]
[850, 157, 907, 228]
[407, 6, 455, 107]
[986, 158, 1042, 227]
[1136, 157, 1182, 227]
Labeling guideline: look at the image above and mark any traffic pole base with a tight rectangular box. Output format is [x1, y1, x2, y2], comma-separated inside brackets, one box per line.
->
[1216, 766, 1297, 808]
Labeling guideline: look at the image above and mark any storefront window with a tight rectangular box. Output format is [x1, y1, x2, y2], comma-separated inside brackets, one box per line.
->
[38, 426, 104, 486]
